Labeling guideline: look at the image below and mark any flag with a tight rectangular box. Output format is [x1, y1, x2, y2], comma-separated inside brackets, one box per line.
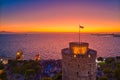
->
[79, 25, 84, 28]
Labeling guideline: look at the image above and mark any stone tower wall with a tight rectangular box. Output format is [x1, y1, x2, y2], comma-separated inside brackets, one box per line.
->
[62, 51, 96, 80]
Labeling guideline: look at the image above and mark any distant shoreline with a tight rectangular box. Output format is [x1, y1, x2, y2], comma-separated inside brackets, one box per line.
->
[91, 33, 120, 37]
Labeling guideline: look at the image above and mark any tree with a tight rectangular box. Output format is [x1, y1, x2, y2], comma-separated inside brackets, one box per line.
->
[53, 71, 62, 80]
[114, 68, 120, 80]
[0, 62, 4, 69]
[103, 68, 113, 78]
[99, 76, 108, 80]
[97, 57, 104, 61]
[24, 69, 35, 80]
[42, 77, 53, 80]
[0, 71, 8, 80]
[105, 58, 115, 64]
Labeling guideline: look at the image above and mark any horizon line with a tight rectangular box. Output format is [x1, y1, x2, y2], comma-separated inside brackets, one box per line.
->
[0, 31, 120, 34]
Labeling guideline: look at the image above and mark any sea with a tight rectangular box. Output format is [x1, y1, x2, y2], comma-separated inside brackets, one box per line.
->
[0, 33, 120, 60]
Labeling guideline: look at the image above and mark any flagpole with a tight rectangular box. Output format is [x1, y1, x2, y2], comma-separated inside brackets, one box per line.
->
[79, 25, 84, 44]
[79, 25, 80, 44]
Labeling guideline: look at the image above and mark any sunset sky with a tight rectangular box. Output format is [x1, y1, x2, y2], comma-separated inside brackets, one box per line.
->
[0, 0, 120, 33]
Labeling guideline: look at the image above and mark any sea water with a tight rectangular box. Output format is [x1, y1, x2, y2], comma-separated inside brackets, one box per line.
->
[0, 33, 120, 60]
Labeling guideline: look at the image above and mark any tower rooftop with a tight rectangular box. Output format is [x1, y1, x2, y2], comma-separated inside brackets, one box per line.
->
[62, 42, 97, 56]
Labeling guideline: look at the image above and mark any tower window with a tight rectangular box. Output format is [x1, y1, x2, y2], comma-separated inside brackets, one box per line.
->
[88, 71, 89, 74]
[90, 64, 92, 67]
[74, 55, 77, 58]
[77, 72, 79, 77]
[88, 71, 91, 74]
[88, 54, 91, 58]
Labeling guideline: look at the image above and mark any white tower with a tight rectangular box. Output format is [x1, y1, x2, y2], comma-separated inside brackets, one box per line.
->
[62, 42, 97, 80]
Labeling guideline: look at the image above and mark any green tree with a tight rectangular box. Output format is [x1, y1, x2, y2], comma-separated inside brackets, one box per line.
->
[0, 62, 4, 69]
[97, 57, 104, 61]
[114, 68, 120, 80]
[42, 77, 53, 80]
[105, 58, 115, 64]
[0, 71, 8, 80]
[24, 69, 35, 79]
[103, 68, 113, 78]
[53, 71, 62, 80]
[99, 76, 108, 80]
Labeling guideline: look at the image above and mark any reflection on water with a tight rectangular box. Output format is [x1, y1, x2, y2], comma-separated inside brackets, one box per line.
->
[0, 33, 120, 59]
